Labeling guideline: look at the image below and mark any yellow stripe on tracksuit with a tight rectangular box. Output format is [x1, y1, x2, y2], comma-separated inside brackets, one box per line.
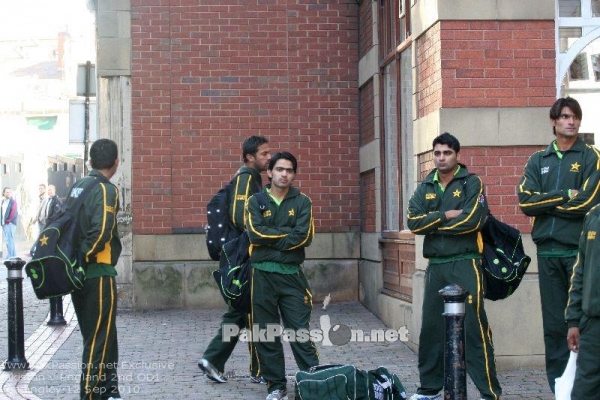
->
[84, 276, 115, 398]
[470, 259, 500, 400]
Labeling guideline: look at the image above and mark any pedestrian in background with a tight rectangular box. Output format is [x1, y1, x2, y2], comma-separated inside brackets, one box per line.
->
[198, 135, 271, 385]
[518, 96, 600, 392]
[1, 187, 18, 259]
[407, 132, 501, 400]
[70, 138, 123, 400]
[245, 151, 319, 400]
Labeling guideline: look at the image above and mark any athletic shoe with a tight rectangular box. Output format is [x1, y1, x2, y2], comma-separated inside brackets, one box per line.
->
[266, 389, 288, 400]
[198, 358, 227, 383]
[408, 394, 442, 400]
[250, 375, 267, 384]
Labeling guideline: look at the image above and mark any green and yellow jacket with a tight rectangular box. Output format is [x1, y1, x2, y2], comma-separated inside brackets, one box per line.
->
[69, 170, 122, 279]
[407, 165, 488, 262]
[518, 139, 600, 254]
[229, 166, 263, 232]
[245, 185, 314, 273]
[565, 204, 600, 327]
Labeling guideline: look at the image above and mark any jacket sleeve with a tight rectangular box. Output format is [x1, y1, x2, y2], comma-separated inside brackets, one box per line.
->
[554, 159, 600, 218]
[245, 194, 313, 251]
[230, 172, 256, 231]
[407, 184, 447, 234]
[437, 175, 488, 235]
[565, 223, 587, 327]
[518, 154, 569, 216]
[81, 183, 120, 265]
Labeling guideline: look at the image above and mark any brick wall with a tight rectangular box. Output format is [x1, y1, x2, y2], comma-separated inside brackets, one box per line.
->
[360, 169, 376, 232]
[417, 20, 555, 117]
[359, 78, 375, 146]
[131, 0, 360, 234]
[358, 0, 373, 60]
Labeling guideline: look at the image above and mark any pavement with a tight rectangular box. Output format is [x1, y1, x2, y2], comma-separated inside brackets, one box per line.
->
[0, 254, 555, 400]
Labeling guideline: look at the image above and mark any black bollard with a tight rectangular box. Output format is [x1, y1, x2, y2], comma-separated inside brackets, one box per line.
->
[439, 284, 468, 400]
[47, 297, 67, 326]
[4, 257, 29, 371]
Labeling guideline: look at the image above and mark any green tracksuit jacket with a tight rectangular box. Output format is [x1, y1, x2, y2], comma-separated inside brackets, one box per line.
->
[230, 166, 263, 232]
[407, 165, 488, 260]
[518, 139, 600, 253]
[565, 204, 600, 327]
[245, 185, 314, 268]
[69, 170, 122, 278]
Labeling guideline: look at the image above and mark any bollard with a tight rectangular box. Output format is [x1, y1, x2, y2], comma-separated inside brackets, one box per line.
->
[439, 284, 468, 400]
[47, 297, 67, 326]
[4, 257, 29, 371]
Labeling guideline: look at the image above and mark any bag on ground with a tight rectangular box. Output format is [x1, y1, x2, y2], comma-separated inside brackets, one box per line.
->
[26, 178, 102, 299]
[480, 213, 531, 301]
[295, 364, 406, 400]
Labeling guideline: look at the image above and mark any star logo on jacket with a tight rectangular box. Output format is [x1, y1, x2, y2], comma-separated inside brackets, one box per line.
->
[425, 193, 436, 200]
[453, 189, 461, 197]
[288, 209, 295, 216]
[262, 210, 272, 218]
[570, 162, 581, 172]
[588, 231, 596, 240]
[39, 235, 49, 246]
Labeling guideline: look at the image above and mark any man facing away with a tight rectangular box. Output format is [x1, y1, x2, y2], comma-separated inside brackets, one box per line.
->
[70, 138, 123, 400]
[198, 135, 271, 384]
[517, 96, 600, 392]
[1, 187, 18, 259]
[407, 132, 501, 400]
[565, 202, 600, 398]
[245, 151, 319, 400]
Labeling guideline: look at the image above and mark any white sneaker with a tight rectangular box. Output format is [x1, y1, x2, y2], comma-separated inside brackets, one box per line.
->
[198, 358, 227, 383]
[409, 394, 442, 400]
[266, 389, 288, 400]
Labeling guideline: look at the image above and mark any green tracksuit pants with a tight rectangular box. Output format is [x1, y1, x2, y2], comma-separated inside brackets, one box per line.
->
[537, 256, 575, 392]
[71, 276, 119, 400]
[251, 268, 319, 393]
[417, 259, 501, 400]
[202, 307, 260, 377]
[572, 316, 600, 399]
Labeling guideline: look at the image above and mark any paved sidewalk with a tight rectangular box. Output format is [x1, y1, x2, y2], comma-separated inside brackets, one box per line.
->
[1, 263, 554, 399]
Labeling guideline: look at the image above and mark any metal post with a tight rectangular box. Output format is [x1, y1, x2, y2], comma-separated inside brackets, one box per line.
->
[47, 297, 67, 326]
[439, 284, 468, 400]
[83, 60, 91, 175]
[4, 258, 29, 371]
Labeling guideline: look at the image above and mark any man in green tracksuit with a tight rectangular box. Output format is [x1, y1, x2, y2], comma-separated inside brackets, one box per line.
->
[566, 204, 600, 398]
[517, 97, 600, 392]
[407, 132, 501, 400]
[199, 135, 271, 384]
[245, 151, 318, 400]
[70, 139, 122, 400]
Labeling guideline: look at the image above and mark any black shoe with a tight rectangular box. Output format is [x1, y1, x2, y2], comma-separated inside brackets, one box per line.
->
[198, 358, 227, 383]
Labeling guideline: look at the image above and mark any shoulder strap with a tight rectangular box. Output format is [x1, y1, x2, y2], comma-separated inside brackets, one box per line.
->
[66, 175, 110, 214]
[254, 191, 269, 210]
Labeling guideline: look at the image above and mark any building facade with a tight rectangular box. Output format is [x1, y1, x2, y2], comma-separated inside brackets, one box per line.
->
[94, 0, 600, 368]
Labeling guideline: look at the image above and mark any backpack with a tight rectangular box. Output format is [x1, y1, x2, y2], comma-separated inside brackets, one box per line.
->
[212, 192, 268, 312]
[205, 174, 244, 261]
[25, 177, 103, 299]
[294, 364, 406, 400]
[480, 213, 531, 301]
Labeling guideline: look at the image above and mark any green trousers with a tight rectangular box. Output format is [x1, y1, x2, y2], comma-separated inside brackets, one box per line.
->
[572, 316, 600, 399]
[417, 259, 501, 400]
[202, 307, 260, 376]
[537, 256, 575, 392]
[251, 268, 319, 393]
[71, 276, 119, 400]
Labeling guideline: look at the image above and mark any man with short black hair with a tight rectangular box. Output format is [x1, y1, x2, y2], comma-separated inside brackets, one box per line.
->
[70, 138, 123, 400]
[198, 135, 271, 385]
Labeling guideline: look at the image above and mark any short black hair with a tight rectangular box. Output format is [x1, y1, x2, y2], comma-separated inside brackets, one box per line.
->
[268, 151, 297, 173]
[550, 97, 582, 121]
[90, 139, 118, 170]
[432, 132, 460, 153]
[242, 136, 269, 162]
